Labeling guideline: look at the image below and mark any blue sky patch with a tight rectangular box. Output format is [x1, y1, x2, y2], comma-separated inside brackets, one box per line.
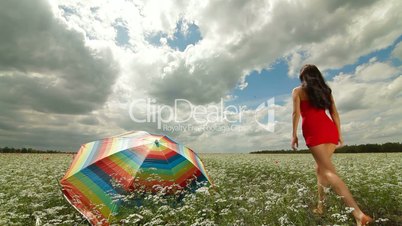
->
[146, 18, 202, 51]
[114, 19, 130, 46]
[226, 60, 300, 109]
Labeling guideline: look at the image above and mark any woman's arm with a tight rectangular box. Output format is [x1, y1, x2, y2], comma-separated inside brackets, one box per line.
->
[329, 94, 343, 146]
[291, 88, 301, 150]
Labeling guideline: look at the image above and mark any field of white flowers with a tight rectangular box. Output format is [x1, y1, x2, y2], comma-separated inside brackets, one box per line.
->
[0, 152, 401, 226]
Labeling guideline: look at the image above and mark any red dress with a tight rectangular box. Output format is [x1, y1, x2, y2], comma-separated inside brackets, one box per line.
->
[300, 100, 339, 148]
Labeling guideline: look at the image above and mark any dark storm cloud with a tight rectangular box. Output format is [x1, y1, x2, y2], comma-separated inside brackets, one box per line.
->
[0, 0, 119, 114]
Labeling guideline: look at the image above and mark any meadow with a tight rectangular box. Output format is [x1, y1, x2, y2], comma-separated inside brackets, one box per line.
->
[0, 152, 401, 225]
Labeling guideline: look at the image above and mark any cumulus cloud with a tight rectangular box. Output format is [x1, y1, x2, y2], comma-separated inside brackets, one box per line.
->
[0, 0, 119, 114]
[328, 59, 402, 145]
[52, 0, 402, 107]
[127, 0, 402, 104]
[354, 59, 398, 82]
[286, 0, 402, 76]
[0, 0, 120, 150]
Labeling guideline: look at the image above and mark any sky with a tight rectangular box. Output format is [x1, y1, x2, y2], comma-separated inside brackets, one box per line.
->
[0, 0, 401, 153]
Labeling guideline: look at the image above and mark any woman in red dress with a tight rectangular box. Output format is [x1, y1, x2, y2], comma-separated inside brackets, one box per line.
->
[291, 64, 373, 226]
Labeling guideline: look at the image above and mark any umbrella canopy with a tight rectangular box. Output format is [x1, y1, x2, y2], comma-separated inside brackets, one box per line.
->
[60, 131, 213, 225]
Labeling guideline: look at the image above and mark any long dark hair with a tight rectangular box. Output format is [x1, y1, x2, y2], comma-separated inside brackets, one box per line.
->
[299, 64, 332, 109]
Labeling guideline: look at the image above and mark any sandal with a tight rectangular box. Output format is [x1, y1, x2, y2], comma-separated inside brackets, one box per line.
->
[312, 201, 324, 215]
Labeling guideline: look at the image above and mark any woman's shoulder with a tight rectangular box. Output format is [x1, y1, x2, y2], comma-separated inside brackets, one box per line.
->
[292, 86, 303, 93]
[292, 86, 308, 99]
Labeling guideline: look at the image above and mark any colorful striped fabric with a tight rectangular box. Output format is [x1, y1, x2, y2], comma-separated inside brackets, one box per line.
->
[60, 131, 213, 225]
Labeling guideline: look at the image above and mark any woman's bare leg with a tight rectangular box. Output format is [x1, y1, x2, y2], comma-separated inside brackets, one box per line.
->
[316, 167, 326, 201]
[311, 143, 336, 213]
[315, 162, 329, 213]
[309, 144, 366, 222]
[313, 176, 325, 214]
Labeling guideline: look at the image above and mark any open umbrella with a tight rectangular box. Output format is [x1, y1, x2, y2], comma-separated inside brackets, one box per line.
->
[60, 131, 213, 225]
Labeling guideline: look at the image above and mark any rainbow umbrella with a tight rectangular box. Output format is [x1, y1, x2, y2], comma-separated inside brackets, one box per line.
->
[60, 131, 213, 225]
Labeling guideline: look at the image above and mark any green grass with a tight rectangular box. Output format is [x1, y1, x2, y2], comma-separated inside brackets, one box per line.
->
[0, 153, 401, 225]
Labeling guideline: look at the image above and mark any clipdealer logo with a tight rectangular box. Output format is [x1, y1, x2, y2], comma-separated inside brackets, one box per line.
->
[128, 97, 275, 132]
[254, 97, 275, 132]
